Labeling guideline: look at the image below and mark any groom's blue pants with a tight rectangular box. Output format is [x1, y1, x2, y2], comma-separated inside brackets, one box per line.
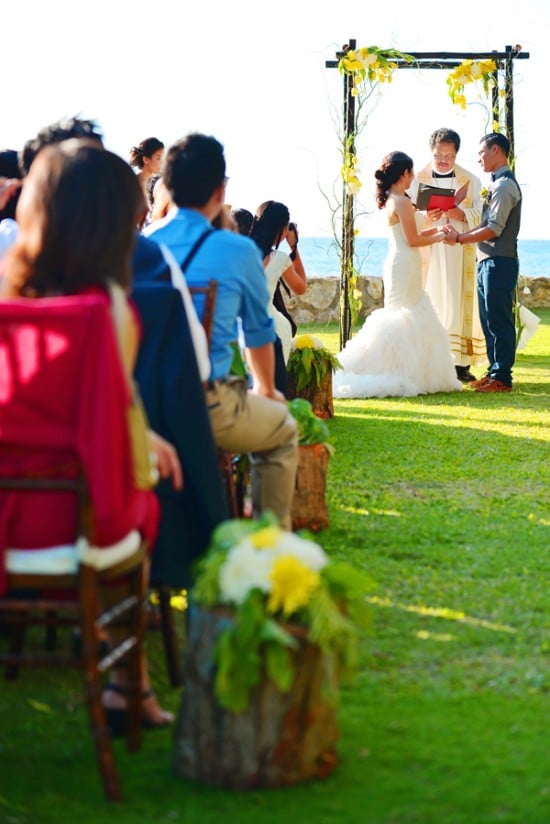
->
[477, 256, 518, 386]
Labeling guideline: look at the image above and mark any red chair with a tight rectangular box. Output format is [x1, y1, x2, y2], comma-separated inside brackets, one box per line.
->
[0, 294, 155, 802]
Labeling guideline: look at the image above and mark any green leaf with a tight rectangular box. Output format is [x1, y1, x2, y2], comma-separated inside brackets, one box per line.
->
[265, 643, 294, 693]
[259, 618, 298, 649]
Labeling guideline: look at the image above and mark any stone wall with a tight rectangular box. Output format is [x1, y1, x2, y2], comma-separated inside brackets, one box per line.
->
[288, 275, 550, 324]
[288, 276, 384, 325]
[518, 276, 550, 310]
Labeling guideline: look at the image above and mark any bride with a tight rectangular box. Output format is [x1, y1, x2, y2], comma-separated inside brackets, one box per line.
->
[334, 151, 463, 398]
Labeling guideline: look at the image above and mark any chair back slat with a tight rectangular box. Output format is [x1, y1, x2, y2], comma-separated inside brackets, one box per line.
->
[188, 280, 217, 347]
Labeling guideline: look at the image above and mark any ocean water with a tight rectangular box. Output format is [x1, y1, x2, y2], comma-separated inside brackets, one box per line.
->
[299, 237, 550, 280]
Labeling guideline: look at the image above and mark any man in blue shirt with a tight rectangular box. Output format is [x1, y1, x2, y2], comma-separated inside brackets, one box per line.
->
[146, 133, 298, 529]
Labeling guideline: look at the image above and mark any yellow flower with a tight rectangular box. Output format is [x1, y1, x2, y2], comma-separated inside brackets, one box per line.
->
[267, 555, 320, 617]
[294, 334, 316, 350]
[249, 526, 283, 549]
[293, 334, 324, 351]
[478, 59, 497, 75]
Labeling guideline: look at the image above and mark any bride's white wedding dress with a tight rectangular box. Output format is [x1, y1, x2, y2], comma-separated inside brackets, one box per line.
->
[334, 219, 463, 398]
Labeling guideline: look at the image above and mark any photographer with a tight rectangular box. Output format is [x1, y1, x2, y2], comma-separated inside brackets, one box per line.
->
[250, 202, 307, 395]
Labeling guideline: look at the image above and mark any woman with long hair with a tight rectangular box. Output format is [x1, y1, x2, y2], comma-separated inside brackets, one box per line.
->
[334, 151, 462, 398]
[249, 200, 306, 394]
[1, 139, 180, 731]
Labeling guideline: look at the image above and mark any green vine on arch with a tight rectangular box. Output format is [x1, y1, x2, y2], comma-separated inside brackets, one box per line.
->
[336, 46, 414, 327]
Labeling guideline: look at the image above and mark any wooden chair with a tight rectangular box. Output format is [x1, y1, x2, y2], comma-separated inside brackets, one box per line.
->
[188, 280, 246, 517]
[188, 280, 217, 347]
[132, 283, 229, 688]
[0, 295, 151, 802]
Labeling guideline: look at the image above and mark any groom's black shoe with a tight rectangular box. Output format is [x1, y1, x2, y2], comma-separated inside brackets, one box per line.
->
[455, 366, 477, 383]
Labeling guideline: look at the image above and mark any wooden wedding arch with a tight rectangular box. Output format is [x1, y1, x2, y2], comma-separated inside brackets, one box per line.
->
[326, 41, 530, 347]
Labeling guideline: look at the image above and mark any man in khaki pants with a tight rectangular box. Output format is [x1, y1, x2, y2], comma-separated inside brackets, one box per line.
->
[146, 133, 298, 529]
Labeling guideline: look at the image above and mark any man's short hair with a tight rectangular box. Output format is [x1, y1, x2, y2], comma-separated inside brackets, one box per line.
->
[163, 133, 226, 208]
[429, 128, 461, 152]
[480, 132, 510, 157]
[19, 116, 104, 175]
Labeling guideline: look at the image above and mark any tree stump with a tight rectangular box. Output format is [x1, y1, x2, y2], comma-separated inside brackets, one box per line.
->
[287, 369, 334, 419]
[173, 607, 339, 789]
[291, 443, 330, 533]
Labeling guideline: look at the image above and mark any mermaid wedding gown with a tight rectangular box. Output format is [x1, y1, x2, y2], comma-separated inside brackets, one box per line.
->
[334, 219, 463, 398]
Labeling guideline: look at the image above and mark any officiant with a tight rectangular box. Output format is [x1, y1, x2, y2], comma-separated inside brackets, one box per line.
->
[409, 128, 486, 382]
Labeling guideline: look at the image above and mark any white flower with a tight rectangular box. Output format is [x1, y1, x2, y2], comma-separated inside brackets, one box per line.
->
[219, 542, 273, 604]
[269, 532, 328, 572]
[361, 51, 378, 67]
[471, 63, 483, 80]
[218, 530, 328, 606]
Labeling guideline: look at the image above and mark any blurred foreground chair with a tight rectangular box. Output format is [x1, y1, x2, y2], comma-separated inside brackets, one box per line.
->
[0, 295, 151, 802]
[132, 283, 228, 685]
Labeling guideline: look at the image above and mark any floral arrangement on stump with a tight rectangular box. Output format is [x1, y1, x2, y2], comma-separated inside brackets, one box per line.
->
[192, 515, 370, 713]
[287, 335, 341, 392]
[173, 516, 372, 788]
[287, 334, 341, 418]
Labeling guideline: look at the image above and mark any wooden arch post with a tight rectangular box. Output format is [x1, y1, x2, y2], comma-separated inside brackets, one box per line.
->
[326, 41, 529, 346]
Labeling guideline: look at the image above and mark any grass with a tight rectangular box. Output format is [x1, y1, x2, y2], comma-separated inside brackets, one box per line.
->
[1, 312, 549, 823]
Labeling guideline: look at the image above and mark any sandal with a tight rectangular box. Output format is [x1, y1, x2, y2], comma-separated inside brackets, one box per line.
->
[102, 683, 174, 738]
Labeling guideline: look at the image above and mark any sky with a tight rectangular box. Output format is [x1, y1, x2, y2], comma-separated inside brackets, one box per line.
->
[3, 0, 548, 238]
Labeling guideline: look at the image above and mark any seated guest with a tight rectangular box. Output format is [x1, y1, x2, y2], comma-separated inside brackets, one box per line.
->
[230, 207, 254, 236]
[18, 116, 104, 175]
[249, 201, 307, 394]
[132, 233, 210, 381]
[0, 139, 180, 731]
[145, 133, 298, 530]
[6, 115, 210, 384]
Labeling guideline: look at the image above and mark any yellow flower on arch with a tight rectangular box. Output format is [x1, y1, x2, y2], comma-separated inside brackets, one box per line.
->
[447, 58, 497, 108]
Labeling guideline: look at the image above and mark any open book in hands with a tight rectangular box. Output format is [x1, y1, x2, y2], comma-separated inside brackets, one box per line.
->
[415, 180, 469, 211]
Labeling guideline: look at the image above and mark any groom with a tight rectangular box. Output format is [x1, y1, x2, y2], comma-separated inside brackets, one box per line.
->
[443, 132, 522, 393]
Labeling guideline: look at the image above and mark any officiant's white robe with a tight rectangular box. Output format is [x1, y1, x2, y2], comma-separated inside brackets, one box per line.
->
[410, 163, 487, 367]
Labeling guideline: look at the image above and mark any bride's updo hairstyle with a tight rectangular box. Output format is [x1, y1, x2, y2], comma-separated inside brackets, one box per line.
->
[375, 151, 413, 209]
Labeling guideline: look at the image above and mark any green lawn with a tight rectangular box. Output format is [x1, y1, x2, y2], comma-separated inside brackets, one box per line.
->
[1, 311, 549, 824]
